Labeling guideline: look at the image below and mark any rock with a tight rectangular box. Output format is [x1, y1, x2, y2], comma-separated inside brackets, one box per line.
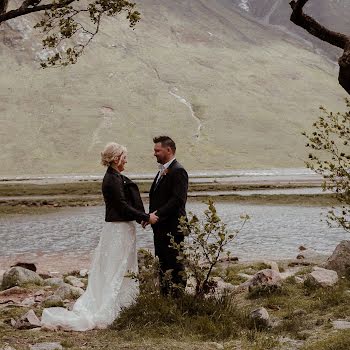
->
[280, 266, 304, 280]
[292, 309, 307, 316]
[44, 278, 65, 287]
[325, 240, 350, 276]
[11, 262, 37, 272]
[42, 295, 64, 308]
[332, 320, 350, 329]
[295, 276, 306, 284]
[34, 290, 45, 296]
[247, 269, 282, 292]
[21, 297, 36, 307]
[278, 336, 305, 349]
[237, 273, 253, 281]
[39, 273, 52, 280]
[14, 309, 41, 329]
[0, 286, 26, 296]
[299, 245, 307, 251]
[2, 267, 43, 290]
[0, 270, 5, 287]
[1, 345, 17, 350]
[250, 307, 271, 328]
[211, 277, 235, 297]
[79, 269, 89, 277]
[29, 343, 63, 350]
[305, 267, 338, 287]
[65, 276, 85, 289]
[263, 260, 279, 273]
[288, 261, 311, 267]
[54, 283, 84, 300]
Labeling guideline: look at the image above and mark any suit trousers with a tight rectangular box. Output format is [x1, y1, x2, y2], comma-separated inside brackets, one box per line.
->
[153, 232, 186, 296]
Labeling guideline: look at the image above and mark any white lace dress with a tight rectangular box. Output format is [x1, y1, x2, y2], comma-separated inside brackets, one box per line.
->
[41, 222, 139, 331]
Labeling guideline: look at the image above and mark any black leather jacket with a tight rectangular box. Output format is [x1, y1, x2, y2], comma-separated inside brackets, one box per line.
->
[102, 166, 149, 223]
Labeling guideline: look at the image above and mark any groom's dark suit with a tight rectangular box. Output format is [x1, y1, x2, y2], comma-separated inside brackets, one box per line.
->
[149, 159, 188, 295]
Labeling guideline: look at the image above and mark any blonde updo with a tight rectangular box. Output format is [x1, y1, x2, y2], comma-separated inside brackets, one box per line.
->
[101, 142, 127, 167]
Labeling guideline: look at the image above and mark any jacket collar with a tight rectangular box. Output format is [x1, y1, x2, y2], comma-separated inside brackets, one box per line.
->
[107, 166, 120, 175]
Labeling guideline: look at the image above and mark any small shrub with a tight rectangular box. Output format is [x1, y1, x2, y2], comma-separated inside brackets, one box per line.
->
[172, 200, 249, 296]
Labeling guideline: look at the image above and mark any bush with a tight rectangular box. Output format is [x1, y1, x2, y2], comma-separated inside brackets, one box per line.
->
[303, 99, 350, 232]
[171, 200, 249, 296]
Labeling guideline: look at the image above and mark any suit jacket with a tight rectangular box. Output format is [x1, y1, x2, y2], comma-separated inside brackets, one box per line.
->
[149, 159, 188, 235]
[102, 166, 149, 223]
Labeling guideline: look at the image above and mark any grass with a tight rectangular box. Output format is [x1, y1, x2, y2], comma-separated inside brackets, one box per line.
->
[301, 330, 350, 350]
[113, 292, 250, 341]
[0, 176, 340, 218]
[1, 262, 350, 349]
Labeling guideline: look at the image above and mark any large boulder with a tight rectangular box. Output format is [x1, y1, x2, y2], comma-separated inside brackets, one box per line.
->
[305, 267, 338, 287]
[1, 267, 43, 290]
[325, 240, 350, 276]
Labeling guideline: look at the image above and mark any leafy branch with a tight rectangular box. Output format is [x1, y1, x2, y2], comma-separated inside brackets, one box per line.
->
[0, 0, 140, 67]
[303, 99, 350, 231]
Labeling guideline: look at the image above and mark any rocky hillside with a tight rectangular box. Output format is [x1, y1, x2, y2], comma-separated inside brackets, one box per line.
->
[232, 0, 350, 61]
[0, 0, 347, 175]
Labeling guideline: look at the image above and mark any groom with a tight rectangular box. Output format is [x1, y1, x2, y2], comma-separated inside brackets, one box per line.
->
[147, 135, 188, 296]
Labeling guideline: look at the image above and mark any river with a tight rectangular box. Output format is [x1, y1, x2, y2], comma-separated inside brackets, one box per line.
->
[0, 201, 347, 263]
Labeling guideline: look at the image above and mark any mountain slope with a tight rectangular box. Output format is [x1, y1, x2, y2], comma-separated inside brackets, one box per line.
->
[0, 0, 347, 175]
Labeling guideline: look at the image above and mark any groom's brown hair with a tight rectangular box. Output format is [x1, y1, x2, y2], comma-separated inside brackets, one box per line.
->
[153, 136, 176, 153]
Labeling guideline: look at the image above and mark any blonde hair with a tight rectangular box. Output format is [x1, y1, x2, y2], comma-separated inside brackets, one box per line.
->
[101, 142, 127, 167]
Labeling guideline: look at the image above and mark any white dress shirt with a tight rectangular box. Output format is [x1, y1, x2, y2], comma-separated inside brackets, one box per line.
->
[156, 158, 176, 183]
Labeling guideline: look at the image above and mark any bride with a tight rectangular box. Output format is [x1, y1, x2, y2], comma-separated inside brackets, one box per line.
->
[41, 142, 158, 331]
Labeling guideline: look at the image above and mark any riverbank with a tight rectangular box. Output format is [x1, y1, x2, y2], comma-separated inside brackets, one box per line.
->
[0, 172, 337, 216]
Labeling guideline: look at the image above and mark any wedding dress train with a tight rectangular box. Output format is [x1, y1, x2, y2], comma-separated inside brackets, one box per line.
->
[41, 222, 139, 331]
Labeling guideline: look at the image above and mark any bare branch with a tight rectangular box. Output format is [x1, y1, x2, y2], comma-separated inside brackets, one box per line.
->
[289, 0, 350, 94]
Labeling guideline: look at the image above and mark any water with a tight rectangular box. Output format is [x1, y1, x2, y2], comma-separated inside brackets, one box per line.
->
[0, 201, 347, 261]
[0, 167, 321, 183]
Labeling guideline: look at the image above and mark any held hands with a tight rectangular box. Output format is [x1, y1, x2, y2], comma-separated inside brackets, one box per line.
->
[142, 211, 158, 228]
[149, 212, 159, 225]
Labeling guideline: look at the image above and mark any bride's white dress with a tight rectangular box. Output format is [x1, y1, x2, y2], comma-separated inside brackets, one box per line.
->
[41, 222, 139, 331]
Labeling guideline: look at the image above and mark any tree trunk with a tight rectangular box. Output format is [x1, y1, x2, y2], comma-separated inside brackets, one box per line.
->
[290, 0, 350, 95]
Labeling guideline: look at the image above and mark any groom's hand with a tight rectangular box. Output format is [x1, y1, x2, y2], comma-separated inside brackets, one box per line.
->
[148, 211, 159, 225]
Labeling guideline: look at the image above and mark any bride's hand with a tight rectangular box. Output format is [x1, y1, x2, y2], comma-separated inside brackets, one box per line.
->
[149, 212, 159, 225]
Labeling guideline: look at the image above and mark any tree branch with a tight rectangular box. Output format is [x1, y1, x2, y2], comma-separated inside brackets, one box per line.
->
[0, 0, 9, 14]
[0, 0, 75, 23]
[289, 0, 350, 95]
